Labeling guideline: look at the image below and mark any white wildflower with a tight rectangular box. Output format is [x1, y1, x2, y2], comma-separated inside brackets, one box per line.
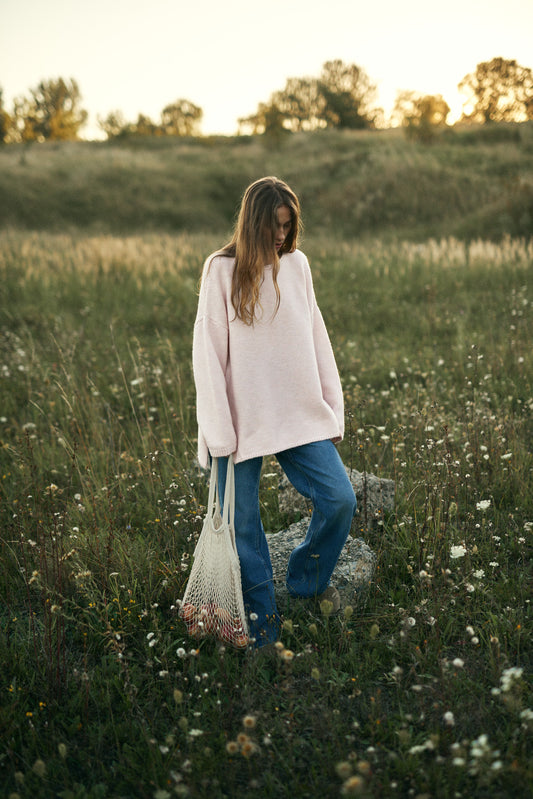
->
[520, 709, 533, 725]
[500, 666, 523, 692]
[470, 733, 490, 759]
[450, 544, 467, 559]
[409, 738, 434, 755]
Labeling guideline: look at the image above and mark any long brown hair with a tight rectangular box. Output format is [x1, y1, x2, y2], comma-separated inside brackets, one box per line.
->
[220, 176, 301, 325]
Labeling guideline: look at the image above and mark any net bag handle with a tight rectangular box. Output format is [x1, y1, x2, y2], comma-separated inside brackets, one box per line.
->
[221, 454, 235, 535]
[208, 455, 236, 542]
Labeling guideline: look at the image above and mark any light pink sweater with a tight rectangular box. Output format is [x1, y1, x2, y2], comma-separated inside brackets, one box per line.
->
[192, 249, 344, 467]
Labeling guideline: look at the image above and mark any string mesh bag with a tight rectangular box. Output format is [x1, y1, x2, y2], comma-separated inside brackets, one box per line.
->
[179, 455, 249, 649]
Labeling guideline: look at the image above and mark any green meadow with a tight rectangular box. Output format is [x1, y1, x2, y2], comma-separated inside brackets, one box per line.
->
[0, 128, 532, 798]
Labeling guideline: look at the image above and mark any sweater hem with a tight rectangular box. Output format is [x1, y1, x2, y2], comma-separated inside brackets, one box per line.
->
[232, 430, 343, 465]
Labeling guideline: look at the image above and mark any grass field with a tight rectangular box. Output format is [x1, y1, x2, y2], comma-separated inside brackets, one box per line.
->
[0, 228, 532, 798]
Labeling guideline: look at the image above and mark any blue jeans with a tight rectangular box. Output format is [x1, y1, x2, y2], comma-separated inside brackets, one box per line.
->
[217, 440, 357, 648]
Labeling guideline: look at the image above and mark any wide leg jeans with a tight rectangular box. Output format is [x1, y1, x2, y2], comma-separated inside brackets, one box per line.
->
[217, 440, 357, 647]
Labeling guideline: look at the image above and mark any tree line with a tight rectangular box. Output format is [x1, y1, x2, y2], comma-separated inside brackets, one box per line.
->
[1, 56, 532, 145]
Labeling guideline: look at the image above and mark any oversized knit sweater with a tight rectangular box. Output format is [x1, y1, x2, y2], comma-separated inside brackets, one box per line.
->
[192, 249, 344, 467]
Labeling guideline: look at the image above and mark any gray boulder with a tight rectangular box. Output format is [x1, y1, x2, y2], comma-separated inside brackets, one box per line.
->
[270, 467, 394, 611]
[277, 467, 395, 533]
[268, 519, 377, 611]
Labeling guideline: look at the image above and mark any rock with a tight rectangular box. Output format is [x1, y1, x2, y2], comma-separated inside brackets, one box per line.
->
[268, 518, 377, 611]
[278, 467, 395, 533]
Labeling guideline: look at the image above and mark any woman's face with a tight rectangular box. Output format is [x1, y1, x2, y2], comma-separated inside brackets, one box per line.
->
[274, 205, 292, 252]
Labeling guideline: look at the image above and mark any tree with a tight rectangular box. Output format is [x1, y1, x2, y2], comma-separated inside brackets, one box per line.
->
[160, 99, 203, 136]
[242, 60, 380, 136]
[393, 91, 450, 143]
[97, 110, 129, 139]
[97, 110, 156, 139]
[271, 77, 326, 132]
[318, 59, 379, 129]
[0, 88, 12, 143]
[133, 113, 158, 136]
[239, 102, 274, 135]
[458, 57, 533, 123]
[14, 78, 87, 142]
[98, 99, 203, 140]
[238, 102, 290, 147]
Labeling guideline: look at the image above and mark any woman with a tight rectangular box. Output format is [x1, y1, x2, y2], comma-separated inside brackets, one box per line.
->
[192, 176, 356, 648]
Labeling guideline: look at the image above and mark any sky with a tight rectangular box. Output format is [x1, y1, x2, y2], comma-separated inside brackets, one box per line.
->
[1, 0, 532, 138]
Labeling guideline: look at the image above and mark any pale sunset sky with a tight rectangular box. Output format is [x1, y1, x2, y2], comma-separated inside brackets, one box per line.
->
[1, 0, 532, 137]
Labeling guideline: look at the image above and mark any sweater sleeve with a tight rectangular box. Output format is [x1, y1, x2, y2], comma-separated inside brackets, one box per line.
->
[193, 315, 237, 461]
[303, 254, 345, 439]
[192, 258, 237, 463]
[312, 304, 345, 439]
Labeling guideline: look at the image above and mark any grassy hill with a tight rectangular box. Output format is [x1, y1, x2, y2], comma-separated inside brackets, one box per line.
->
[1, 123, 532, 240]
